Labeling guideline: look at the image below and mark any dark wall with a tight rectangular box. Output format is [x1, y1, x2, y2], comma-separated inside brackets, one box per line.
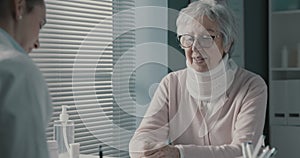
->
[244, 1, 269, 81]
[244, 0, 269, 143]
[167, 0, 189, 72]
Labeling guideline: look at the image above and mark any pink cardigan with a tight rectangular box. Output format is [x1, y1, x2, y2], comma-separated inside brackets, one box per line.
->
[129, 67, 267, 158]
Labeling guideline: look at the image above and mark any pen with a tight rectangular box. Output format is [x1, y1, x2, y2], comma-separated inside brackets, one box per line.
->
[99, 145, 103, 158]
[246, 142, 253, 158]
[252, 135, 265, 158]
[269, 148, 277, 158]
[258, 146, 269, 158]
[242, 142, 248, 158]
[264, 147, 276, 158]
[242, 142, 251, 158]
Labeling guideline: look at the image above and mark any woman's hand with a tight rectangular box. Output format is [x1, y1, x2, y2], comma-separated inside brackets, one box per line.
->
[143, 144, 180, 158]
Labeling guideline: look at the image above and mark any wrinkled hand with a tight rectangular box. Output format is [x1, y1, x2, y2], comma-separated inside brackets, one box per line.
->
[142, 144, 180, 158]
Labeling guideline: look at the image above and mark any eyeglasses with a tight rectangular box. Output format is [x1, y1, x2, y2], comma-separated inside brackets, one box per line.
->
[177, 34, 220, 48]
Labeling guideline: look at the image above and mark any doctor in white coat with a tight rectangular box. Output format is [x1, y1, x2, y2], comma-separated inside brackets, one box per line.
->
[0, 0, 52, 158]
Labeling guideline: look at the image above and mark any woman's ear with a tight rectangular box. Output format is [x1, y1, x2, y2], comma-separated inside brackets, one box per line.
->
[224, 41, 233, 53]
[12, 0, 25, 20]
[224, 46, 230, 53]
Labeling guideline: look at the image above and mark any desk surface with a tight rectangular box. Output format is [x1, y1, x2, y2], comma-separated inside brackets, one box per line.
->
[80, 154, 114, 158]
[58, 154, 113, 158]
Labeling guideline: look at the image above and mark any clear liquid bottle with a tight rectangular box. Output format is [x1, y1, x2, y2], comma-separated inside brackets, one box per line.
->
[54, 105, 74, 157]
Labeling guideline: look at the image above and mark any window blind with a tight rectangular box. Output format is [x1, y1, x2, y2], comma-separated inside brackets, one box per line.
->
[30, 0, 136, 157]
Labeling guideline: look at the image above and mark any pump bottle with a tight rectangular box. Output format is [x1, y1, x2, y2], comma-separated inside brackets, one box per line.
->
[54, 105, 74, 157]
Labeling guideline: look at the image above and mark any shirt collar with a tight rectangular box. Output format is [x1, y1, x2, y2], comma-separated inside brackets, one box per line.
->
[0, 28, 27, 54]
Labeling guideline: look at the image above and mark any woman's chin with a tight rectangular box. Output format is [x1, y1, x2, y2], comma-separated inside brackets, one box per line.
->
[191, 64, 208, 72]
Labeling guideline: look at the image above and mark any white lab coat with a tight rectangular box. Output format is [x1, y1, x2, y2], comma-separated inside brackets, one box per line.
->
[0, 28, 53, 158]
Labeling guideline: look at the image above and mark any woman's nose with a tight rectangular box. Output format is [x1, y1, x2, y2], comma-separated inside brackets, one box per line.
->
[34, 39, 40, 49]
[191, 39, 203, 52]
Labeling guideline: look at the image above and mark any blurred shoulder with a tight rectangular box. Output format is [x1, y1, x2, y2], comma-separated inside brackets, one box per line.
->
[161, 68, 187, 83]
[0, 49, 42, 81]
[235, 67, 267, 89]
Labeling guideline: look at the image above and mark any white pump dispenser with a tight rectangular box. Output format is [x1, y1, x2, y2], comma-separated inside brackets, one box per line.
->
[54, 105, 74, 158]
[60, 105, 69, 122]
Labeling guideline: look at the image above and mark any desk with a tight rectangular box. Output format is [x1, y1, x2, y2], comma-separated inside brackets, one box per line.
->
[79, 155, 97, 158]
[80, 154, 113, 158]
[58, 153, 113, 158]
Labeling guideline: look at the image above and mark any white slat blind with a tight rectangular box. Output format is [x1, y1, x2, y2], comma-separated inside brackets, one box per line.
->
[30, 0, 136, 157]
[111, 0, 136, 157]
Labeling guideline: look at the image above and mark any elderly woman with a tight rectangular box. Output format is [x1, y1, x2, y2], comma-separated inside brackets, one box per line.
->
[129, 0, 267, 158]
[0, 0, 52, 158]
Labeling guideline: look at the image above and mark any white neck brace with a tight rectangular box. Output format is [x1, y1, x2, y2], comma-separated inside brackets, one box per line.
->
[186, 54, 237, 101]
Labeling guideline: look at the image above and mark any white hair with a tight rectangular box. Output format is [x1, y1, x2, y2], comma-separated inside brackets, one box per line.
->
[176, 0, 238, 55]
